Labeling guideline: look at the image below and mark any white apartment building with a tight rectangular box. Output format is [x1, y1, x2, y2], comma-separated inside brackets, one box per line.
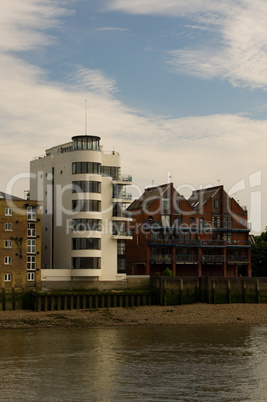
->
[30, 135, 132, 288]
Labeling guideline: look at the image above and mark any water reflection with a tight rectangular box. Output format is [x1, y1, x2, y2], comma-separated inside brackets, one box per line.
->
[0, 325, 267, 401]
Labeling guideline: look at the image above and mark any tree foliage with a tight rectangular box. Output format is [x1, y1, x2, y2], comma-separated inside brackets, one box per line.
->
[251, 227, 267, 276]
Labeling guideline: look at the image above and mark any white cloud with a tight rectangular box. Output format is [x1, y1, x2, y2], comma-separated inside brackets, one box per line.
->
[0, 0, 266, 232]
[67, 67, 119, 95]
[106, 0, 267, 89]
[0, 0, 72, 52]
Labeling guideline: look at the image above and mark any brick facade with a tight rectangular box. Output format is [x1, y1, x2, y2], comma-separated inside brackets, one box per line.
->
[126, 184, 251, 277]
[0, 193, 42, 289]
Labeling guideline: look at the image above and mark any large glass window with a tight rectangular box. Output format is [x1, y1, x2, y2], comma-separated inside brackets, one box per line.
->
[72, 219, 102, 231]
[5, 208, 12, 216]
[101, 166, 120, 180]
[73, 136, 100, 151]
[72, 162, 100, 175]
[72, 257, 101, 269]
[72, 238, 101, 250]
[72, 200, 101, 212]
[72, 181, 101, 193]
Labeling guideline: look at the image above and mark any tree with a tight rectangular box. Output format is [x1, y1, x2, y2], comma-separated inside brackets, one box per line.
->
[251, 227, 267, 276]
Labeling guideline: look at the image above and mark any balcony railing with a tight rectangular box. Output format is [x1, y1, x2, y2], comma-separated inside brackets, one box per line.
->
[226, 240, 251, 246]
[113, 193, 132, 200]
[144, 220, 251, 231]
[176, 255, 199, 263]
[149, 238, 175, 245]
[227, 255, 250, 263]
[112, 210, 132, 218]
[113, 174, 132, 182]
[112, 230, 132, 237]
[150, 255, 173, 264]
[202, 255, 224, 264]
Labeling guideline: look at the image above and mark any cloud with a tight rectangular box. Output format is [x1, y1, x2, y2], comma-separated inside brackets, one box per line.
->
[67, 67, 119, 95]
[94, 27, 127, 32]
[0, 0, 72, 52]
[0, 0, 266, 232]
[105, 0, 267, 89]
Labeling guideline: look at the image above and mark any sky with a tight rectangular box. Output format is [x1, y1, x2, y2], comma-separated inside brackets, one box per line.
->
[1, 0, 266, 233]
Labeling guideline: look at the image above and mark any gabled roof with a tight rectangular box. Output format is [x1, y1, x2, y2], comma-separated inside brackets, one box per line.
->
[188, 185, 222, 212]
[0, 191, 23, 200]
[128, 183, 172, 211]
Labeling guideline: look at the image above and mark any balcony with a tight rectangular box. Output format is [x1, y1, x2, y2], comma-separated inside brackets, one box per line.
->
[112, 210, 132, 220]
[113, 193, 132, 201]
[112, 230, 132, 240]
[112, 174, 132, 183]
[150, 255, 173, 264]
[227, 255, 250, 263]
[149, 238, 175, 246]
[200, 240, 226, 247]
[226, 240, 251, 247]
[176, 255, 199, 264]
[202, 255, 224, 264]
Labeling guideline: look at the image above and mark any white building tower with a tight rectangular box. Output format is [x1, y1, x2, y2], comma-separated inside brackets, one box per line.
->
[30, 135, 132, 289]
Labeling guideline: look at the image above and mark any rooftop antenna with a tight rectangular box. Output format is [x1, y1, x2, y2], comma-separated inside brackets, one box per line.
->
[85, 99, 88, 135]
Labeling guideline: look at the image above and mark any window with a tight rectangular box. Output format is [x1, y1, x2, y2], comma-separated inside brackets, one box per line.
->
[4, 256, 12, 265]
[72, 257, 101, 269]
[72, 238, 101, 250]
[112, 203, 127, 218]
[4, 273, 11, 282]
[72, 181, 101, 193]
[72, 162, 100, 175]
[161, 215, 170, 227]
[224, 216, 232, 230]
[101, 166, 121, 180]
[72, 200, 101, 212]
[5, 240, 12, 248]
[27, 239, 36, 253]
[27, 272, 35, 281]
[27, 255, 36, 270]
[162, 198, 170, 213]
[27, 206, 36, 221]
[73, 136, 100, 151]
[5, 208, 12, 216]
[214, 199, 219, 209]
[5, 222, 12, 231]
[72, 219, 102, 232]
[212, 216, 221, 228]
[27, 223, 36, 237]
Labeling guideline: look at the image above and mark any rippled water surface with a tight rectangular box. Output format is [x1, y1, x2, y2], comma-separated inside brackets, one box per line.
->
[0, 325, 267, 401]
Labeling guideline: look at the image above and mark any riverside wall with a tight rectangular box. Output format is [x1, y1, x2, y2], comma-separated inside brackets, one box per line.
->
[1, 277, 267, 311]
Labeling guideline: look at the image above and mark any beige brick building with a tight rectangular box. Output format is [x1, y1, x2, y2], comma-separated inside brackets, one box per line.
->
[0, 192, 42, 290]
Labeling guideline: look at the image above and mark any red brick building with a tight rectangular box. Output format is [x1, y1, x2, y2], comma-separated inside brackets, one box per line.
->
[126, 184, 251, 277]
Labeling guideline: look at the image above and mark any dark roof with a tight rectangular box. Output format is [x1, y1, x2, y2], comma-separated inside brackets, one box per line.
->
[0, 191, 23, 200]
[188, 185, 222, 212]
[128, 183, 173, 211]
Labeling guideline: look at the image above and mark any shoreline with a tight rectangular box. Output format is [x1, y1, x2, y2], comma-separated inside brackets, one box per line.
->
[1, 304, 267, 329]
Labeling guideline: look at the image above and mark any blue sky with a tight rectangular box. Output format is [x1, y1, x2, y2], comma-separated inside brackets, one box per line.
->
[1, 0, 266, 232]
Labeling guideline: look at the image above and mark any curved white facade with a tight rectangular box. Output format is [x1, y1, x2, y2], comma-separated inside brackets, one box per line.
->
[30, 135, 132, 283]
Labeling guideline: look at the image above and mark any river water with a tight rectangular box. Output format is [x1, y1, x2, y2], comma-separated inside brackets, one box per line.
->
[0, 325, 267, 401]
